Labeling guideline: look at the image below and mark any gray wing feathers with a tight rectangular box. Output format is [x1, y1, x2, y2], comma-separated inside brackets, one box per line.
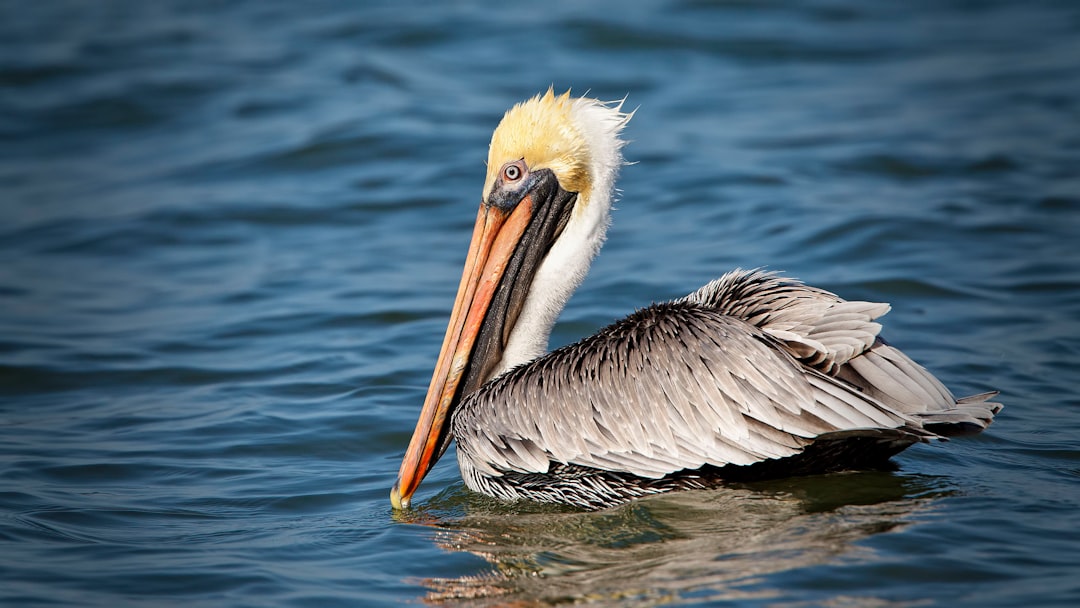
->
[837, 339, 954, 410]
[833, 338, 1004, 432]
[687, 269, 1001, 430]
[681, 269, 889, 373]
[915, 390, 1002, 435]
[455, 307, 923, 481]
[453, 268, 999, 483]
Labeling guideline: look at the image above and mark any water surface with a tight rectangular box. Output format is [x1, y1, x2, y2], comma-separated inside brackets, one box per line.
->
[2, 1, 1078, 606]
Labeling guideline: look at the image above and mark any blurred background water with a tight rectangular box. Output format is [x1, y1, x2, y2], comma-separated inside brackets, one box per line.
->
[1, 0, 1078, 606]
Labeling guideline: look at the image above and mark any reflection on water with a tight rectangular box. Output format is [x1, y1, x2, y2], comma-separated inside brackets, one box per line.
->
[400, 472, 950, 605]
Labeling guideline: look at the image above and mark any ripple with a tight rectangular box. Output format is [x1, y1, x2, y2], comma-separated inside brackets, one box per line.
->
[0, 62, 85, 88]
[834, 152, 1023, 181]
[840, 277, 974, 299]
[1, 1, 1078, 606]
[568, 19, 900, 63]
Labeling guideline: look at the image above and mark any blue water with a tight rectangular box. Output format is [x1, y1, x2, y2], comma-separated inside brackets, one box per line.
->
[2, 1, 1078, 605]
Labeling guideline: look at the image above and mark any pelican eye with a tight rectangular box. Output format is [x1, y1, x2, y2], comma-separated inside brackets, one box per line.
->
[503, 162, 524, 181]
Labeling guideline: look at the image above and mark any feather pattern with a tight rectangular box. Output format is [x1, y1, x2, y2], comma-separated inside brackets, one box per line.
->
[451, 268, 1000, 509]
[396, 92, 1002, 512]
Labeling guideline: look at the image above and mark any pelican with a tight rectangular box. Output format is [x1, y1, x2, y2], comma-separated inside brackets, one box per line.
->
[390, 89, 1001, 511]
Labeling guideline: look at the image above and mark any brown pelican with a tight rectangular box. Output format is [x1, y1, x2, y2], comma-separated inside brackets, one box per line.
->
[390, 89, 1001, 511]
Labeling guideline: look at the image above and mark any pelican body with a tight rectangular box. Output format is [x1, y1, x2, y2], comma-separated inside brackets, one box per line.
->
[391, 90, 1001, 511]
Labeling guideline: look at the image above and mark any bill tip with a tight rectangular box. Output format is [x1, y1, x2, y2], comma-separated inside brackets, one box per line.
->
[390, 483, 409, 510]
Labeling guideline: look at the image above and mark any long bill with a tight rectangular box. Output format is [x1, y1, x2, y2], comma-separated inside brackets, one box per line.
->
[390, 198, 536, 509]
[390, 170, 576, 509]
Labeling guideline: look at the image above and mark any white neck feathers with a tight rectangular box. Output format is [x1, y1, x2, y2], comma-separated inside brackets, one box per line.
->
[490, 96, 632, 379]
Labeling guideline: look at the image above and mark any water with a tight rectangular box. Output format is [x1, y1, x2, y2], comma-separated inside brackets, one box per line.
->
[2, 1, 1078, 605]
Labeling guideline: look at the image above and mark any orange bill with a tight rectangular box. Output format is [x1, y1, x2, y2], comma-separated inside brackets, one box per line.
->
[391, 197, 536, 509]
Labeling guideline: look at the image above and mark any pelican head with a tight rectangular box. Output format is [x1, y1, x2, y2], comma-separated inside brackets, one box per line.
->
[391, 89, 632, 508]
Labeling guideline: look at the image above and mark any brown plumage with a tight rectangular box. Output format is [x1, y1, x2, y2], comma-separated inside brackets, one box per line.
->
[451, 270, 1000, 510]
[390, 92, 1001, 511]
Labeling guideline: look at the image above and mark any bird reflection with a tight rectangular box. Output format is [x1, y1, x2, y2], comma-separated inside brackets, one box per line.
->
[399, 472, 951, 605]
